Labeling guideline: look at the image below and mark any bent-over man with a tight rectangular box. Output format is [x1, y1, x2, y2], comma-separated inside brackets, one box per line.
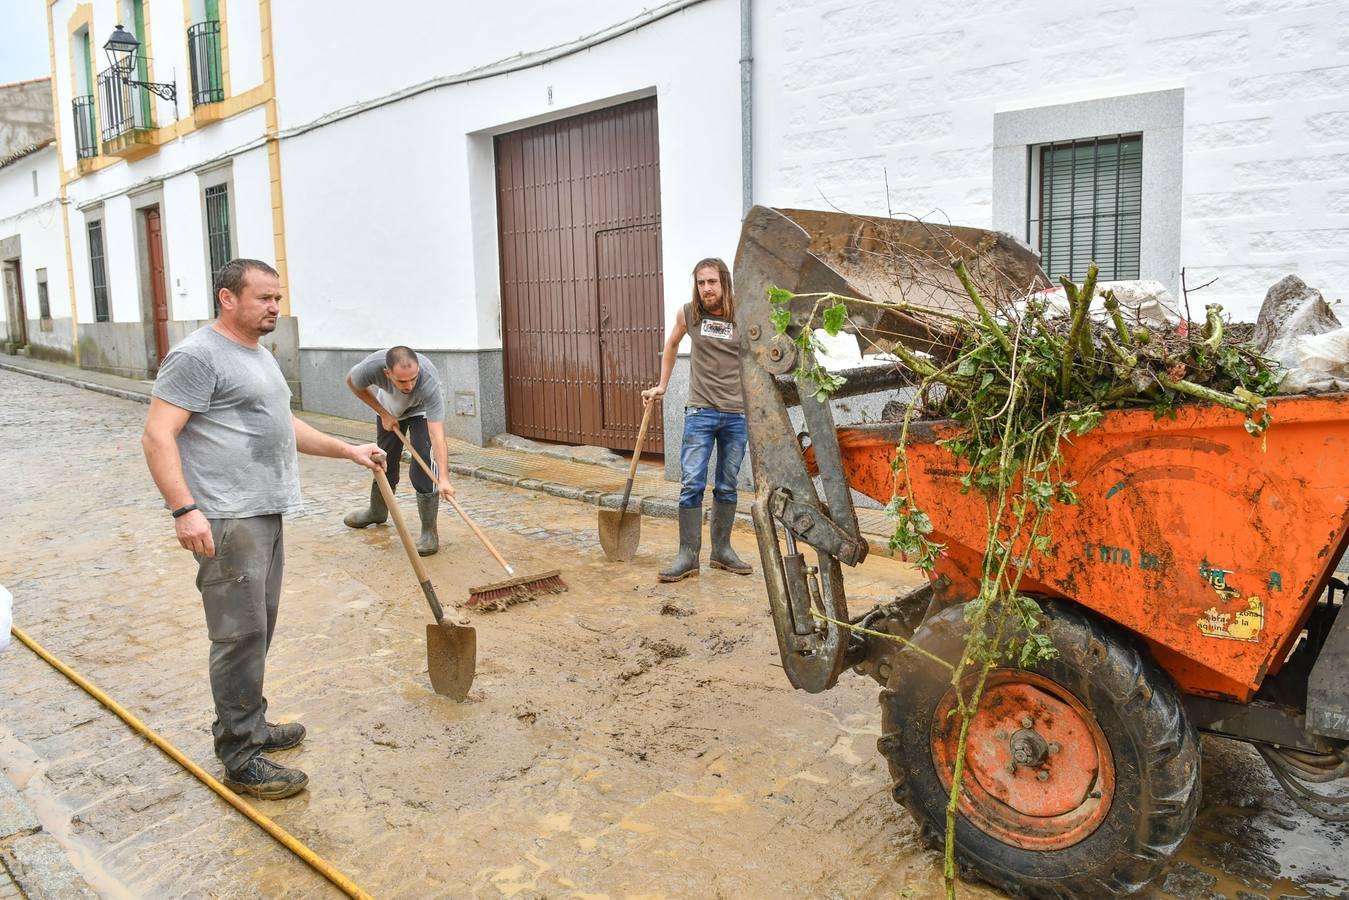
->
[342, 346, 454, 556]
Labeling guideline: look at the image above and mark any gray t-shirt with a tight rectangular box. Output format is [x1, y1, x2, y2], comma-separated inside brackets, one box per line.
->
[347, 351, 445, 421]
[151, 327, 302, 519]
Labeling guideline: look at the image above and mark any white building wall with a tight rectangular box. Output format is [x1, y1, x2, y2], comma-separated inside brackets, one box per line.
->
[270, 1, 688, 130]
[755, 0, 1349, 320]
[221, 0, 264, 94]
[275, 0, 742, 351]
[0, 149, 69, 338]
[161, 170, 208, 320]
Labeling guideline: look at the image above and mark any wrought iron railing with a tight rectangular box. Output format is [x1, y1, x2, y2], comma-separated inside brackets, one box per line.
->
[71, 95, 98, 159]
[188, 21, 224, 107]
[97, 65, 151, 142]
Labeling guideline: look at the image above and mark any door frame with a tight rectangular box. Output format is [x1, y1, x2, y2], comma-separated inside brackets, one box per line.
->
[1, 254, 27, 350]
[132, 188, 171, 373]
[492, 95, 665, 453]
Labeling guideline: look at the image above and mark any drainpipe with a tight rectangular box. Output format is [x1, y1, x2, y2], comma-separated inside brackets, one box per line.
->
[740, 0, 753, 217]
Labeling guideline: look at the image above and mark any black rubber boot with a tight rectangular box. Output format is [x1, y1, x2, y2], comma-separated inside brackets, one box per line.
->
[415, 492, 439, 556]
[658, 507, 703, 582]
[709, 500, 753, 574]
[343, 481, 388, 528]
[223, 755, 308, 800]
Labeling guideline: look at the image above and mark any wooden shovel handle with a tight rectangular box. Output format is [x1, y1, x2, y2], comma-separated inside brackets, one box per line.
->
[390, 424, 515, 577]
[619, 398, 658, 513]
[373, 466, 429, 584]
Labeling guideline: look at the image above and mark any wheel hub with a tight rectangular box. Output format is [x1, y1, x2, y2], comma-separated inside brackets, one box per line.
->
[931, 669, 1116, 850]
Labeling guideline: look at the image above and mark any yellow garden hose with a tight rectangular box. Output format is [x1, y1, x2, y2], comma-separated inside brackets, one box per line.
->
[9, 625, 373, 900]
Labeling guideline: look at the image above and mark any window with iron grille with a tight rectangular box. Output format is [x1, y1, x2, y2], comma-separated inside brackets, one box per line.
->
[205, 183, 232, 315]
[1031, 134, 1142, 283]
[36, 268, 50, 319]
[88, 220, 111, 322]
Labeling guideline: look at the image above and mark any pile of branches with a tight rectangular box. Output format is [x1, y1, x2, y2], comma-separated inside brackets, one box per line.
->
[885, 261, 1281, 434]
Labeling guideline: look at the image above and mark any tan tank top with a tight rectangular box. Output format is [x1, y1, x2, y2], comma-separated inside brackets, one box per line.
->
[684, 300, 744, 413]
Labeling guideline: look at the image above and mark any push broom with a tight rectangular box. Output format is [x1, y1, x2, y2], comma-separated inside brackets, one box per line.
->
[389, 424, 567, 609]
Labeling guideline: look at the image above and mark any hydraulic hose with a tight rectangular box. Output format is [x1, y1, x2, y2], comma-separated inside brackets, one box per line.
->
[9, 625, 372, 900]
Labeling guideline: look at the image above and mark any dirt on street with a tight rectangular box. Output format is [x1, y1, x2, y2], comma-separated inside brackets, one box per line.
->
[1, 369, 1346, 898]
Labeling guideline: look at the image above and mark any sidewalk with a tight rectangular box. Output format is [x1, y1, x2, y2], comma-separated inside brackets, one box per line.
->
[0, 354, 897, 555]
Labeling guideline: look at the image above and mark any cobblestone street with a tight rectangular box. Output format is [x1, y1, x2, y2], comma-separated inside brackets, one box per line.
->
[1, 370, 1347, 898]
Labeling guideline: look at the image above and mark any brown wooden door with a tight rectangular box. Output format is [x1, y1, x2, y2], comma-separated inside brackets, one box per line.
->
[495, 97, 664, 453]
[144, 207, 169, 364]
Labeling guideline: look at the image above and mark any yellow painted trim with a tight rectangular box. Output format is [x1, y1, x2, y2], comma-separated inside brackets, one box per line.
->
[49, 0, 81, 365]
[259, 0, 290, 316]
[66, 4, 101, 180]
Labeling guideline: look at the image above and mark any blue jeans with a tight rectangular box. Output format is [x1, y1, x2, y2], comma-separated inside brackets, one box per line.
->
[679, 408, 748, 508]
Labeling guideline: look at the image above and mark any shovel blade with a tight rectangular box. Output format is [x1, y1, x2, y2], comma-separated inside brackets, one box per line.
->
[598, 508, 640, 562]
[426, 622, 476, 700]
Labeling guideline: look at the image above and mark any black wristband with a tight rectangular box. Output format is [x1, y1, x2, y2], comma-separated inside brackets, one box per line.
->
[172, 504, 198, 519]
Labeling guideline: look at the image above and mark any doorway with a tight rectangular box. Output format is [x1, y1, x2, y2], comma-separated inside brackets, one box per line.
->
[141, 206, 169, 368]
[2, 258, 27, 351]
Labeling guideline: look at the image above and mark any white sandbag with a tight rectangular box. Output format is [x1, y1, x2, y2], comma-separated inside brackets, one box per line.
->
[1023, 279, 1181, 329]
[1278, 325, 1349, 394]
[0, 584, 10, 653]
[1254, 275, 1341, 372]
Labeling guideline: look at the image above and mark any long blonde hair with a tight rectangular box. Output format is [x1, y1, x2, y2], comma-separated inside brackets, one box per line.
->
[687, 258, 734, 326]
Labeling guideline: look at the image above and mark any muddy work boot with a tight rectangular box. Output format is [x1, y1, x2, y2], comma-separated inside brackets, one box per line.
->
[415, 492, 439, 556]
[709, 500, 753, 575]
[262, 721, 306, 752]
[343, 481, 388, 529]
[223, 755, 309, 800]
[658, 507, 703, 582]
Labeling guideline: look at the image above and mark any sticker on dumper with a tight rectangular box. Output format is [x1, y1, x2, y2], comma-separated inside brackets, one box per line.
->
[1197, 595, 1264, 642]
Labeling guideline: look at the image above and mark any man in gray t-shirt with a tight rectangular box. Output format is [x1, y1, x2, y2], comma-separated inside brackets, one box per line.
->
[143, 259, 382, 801]
[342, 347, 455, 556]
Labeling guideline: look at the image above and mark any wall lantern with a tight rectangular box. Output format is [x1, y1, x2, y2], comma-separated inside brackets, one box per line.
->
[103, 25, 177, 102]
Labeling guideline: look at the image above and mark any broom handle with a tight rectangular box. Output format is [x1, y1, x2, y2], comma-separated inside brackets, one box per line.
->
[390, 424, 515, 578]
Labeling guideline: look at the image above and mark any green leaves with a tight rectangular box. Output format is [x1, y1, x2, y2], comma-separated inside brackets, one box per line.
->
[822, 301, 848, 336]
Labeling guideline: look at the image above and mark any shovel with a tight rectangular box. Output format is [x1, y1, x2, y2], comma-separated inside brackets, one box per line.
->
[372, 464, 476, 699]
[599, 397, 658, 562]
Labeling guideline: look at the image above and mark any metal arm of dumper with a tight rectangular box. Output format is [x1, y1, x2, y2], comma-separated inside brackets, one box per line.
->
[734, 207, 873, 693]
[733, 205, 1050, 693]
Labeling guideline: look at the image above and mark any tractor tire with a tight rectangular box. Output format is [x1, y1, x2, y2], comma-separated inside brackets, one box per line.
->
[878, 600, 1200, 898]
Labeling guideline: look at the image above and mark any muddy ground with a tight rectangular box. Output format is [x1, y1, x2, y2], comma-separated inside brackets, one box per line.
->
[1, 370, 1346, 898]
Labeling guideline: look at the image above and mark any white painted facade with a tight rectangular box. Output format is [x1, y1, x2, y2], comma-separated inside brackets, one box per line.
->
[756, 0, 1349, 320]
[271, 0, 741, 351]
[0, 145, 68, 354]
[8, 0, 1348, 449]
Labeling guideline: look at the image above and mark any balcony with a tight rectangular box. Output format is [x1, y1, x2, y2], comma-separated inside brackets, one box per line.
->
[71, 95, 98, 165]
[188, 21, 225, 122]
[97, 65, 155, 160]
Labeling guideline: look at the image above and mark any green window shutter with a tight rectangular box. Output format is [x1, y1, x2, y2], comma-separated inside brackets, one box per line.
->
[1035, 135, 1142, 283]
[133, 0, 151, 126]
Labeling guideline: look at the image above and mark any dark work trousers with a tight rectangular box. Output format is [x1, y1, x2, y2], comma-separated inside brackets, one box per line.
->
[194, 514, 284, 773]
[375, 415, 436, 493]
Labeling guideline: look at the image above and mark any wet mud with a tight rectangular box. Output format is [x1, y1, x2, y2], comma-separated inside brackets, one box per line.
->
[1, 371, 1347, 897]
